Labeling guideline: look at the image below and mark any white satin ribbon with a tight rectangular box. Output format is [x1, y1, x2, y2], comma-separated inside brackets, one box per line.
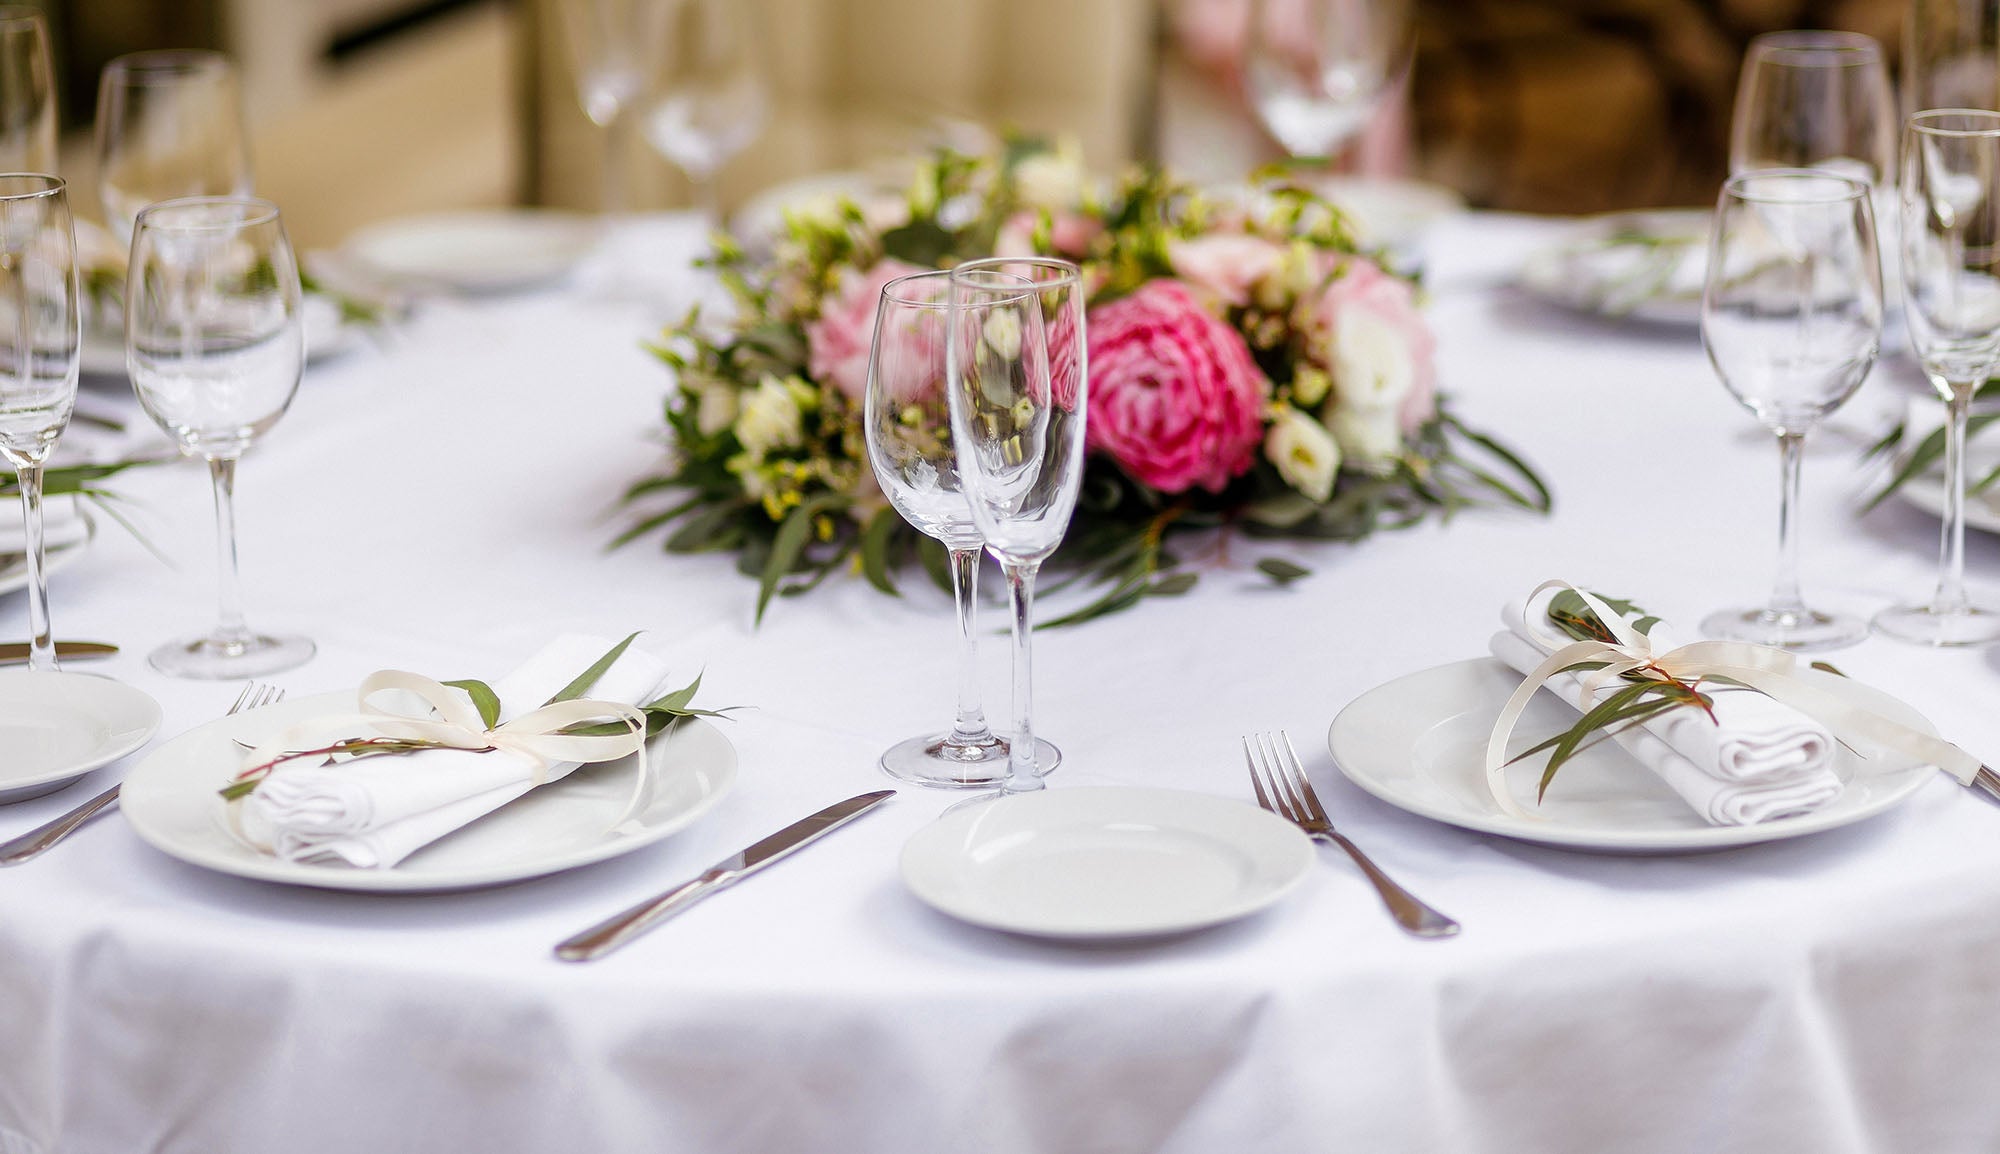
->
[1486, 581, 1983, 818]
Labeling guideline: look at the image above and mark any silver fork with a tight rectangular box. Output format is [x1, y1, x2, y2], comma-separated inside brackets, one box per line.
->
[0, 681, 284, 865]
[1244, 731, 1460, 939]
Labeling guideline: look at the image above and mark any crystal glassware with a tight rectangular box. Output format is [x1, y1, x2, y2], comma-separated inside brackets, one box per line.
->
[1243, 0, 1413, 164]
[1906, 0, 2000, 116]
[0, 8, 56, 173]
[640, 0, 767, 223]
[0, 174, 80, 672]
[862, 270, 1058, 788]
[94, 50, 252, 247]
[944, 258, 1088, 796]
[1730, 31, 1895, 188]
[556, 0, 674, 215]
[1877, 110, 2000, 646]
[1700, 170, 1881, 649]
[126, 196, 313, 677]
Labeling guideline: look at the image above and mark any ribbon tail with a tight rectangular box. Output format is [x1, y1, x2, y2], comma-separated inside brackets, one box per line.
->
[1486, 641, 1616, 818]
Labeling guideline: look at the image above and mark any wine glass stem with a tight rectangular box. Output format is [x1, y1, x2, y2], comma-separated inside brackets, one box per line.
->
[1767, 429, 1808, 618]
[691, 175, 720, 228]
[946, 544, 996, 747]
[602, 106, 632, 216]
[207, 455, 253, 646]
[1933, 381, 1977, 616]
[1001, 558, 1044, 794]
[14, 462, 53, 671]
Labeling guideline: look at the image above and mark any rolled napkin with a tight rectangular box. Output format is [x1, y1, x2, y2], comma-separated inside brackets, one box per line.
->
[238, 635, 670, 868]
[1490, 589, 1844, 825]
[0, 494, 89, 554]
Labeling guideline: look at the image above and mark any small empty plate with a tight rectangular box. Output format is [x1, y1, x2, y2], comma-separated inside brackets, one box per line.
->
[900, 787, 1313, 939]
[344, 210, 598, 294]
[0, 670, 161, 802]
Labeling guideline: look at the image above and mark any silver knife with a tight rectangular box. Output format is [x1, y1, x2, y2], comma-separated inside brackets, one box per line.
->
[0, 641, 118, 665]
[554, 789, 895, 962]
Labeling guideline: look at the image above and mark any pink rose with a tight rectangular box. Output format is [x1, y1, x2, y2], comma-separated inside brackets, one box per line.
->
[1312, 257, 1436, 433]
[994, 211, 1105, 260]
[1086, 279, 1270, 493]
[1167, 233, 1286, 307]
[805, 258, 926, 403]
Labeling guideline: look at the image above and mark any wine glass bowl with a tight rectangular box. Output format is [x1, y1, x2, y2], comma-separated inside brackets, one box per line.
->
[0, 7, 56, 173]
[641, 0, 767, 221]
[1730, 31, 1895, 186]
[1243, 0, 1413, 162]
[1700, 170, 1881, 649]
[126, 196, 313, 678]
[94, 51, 251, 246]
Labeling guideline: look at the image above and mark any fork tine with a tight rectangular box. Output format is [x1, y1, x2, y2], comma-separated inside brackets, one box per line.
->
[1278, 732, 1330, 824]
[1257, 732, 1307, 821]
[1242, 737, 1277, 814]
[227, 682, 255, 714]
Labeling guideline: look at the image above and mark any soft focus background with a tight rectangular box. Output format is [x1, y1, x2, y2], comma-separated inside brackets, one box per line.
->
[39, 0, 1903, 248]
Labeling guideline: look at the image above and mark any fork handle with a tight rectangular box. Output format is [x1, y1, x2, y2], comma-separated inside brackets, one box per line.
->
[0, 786, 121, 866]
[1313, 830, 1460, 939]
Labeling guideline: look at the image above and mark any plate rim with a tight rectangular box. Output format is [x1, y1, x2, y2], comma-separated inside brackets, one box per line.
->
[342, 208, 598, 291]
[899, 785, 1315, 939]
[1327, 657, 1936, 852]
[0, 668, 162, 793]
[118, 689, 736, 892]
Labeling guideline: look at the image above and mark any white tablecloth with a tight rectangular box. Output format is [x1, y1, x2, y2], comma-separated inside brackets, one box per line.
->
[6, 214, 2000, 1154]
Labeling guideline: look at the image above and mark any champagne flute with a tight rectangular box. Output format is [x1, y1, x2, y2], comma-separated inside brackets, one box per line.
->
[0, 8, 55, 173]
[1878, 111, 2000, 646]
[640, 0, 767, 223]
[945, 258, 1087, 796]
[126, 196, 313, 677]
[1700, 171, 1881, 649]
[0, 174, 79, 672]
[556, 0, 674, 215]
[862, 271, 1058, 788]
[94, 51, 252, 247]
[1243, 0, 1413, 164]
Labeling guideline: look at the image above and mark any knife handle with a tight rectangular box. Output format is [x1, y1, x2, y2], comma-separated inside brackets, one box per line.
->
[554, 867, 732, 962]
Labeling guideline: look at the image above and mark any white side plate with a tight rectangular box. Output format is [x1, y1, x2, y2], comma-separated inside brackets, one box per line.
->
[1328, 658, 1935, 853]
[0, 670, 161, 803]
[343, 210, 598, 294]
[1517, 209, 1709, 326]
[901, 786, 1314, 939]
[119, 691, 736, 891]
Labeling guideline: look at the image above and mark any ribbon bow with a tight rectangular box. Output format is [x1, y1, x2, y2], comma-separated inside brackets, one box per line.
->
[1486, 581, 1982, 818]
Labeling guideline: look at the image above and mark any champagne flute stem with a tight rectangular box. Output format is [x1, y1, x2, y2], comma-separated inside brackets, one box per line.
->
[1767, 429, 1808, 618]
[1001, 558, 1044, 794]
[1933, 381, 1977, 616]
[15, 461, 53, 671]
[602, 106, 632, 216]
[207, 455, 253, 647]
[691, 174, 720, 228]
[946, 544, 996, 747]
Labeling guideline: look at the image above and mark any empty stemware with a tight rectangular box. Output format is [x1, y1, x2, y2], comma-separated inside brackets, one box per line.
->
[125, 196, 313, 677]
[94, 50, 252, 247]
[640, 0, 767, 224]
[1243, 0, 1413, 165]
[0, 8, 55, 173]
[556, 0, 675, 215]
[1700, 170, 1881, 649]
[944, 258, 1088, 796]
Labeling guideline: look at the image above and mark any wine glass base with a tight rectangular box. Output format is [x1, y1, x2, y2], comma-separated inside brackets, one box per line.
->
[1700, 606, 1866, 651]
[878, 732, 1061, 789]
[148, 632, 315, 680]
[1871, 603, 2000, 647]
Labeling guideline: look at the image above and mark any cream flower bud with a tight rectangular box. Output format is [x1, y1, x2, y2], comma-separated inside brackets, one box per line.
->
[1324, 402, 1404, 470]
[735, 374, 806, 459]
[694, 379, 739, 436]
[1265, 406, 1342, 502]
[1291, 364, 1332, 408]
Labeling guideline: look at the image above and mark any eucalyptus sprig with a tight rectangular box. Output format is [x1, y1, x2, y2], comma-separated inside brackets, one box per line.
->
[1861, 378, 2000, 512]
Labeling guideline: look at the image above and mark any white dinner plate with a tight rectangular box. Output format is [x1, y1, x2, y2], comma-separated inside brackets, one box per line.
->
[120, 691, 737, 892]
[1517, 209, 1709, 326]
[343, 210, 598, 294]
[900, 787, 1314, 939]
[0, 670, 162, 803]
[1327, 658, 1936, 853]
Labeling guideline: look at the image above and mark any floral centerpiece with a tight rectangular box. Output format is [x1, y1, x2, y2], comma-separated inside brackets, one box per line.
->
[623, 139, 1548, 623]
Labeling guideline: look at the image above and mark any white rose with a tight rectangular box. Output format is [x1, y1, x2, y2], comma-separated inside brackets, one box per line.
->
[1327, 308, 1415, 411]
[1264, 407, 1341, 502]
[1325, 403, 1404, 469]
[1013, 149, 1085, 212]
[693, 379, 739, 436]
[735, 375, 804, 458]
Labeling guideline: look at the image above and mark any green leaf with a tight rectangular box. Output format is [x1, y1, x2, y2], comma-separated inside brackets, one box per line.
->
[441, 679, 502, 729]
[645, 671, 704, 714]
[859, 506, 902, 596]
[1149, 571, 1198, 596]
[756, 494, 849, 625]
[547, 632, 640, 705]
[1864, 412, 2000, 512]
[880, 219, 954, 266]
[1256, 558, 1311, 585]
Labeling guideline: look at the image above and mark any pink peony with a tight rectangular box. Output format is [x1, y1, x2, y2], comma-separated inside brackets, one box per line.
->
[1086, 279, 1270, 493]
[805, 258, 925, 403]
[1167, 233, 1286, 307]
[995, 211, 1105, 260]
[1311, 257, 1436, 433]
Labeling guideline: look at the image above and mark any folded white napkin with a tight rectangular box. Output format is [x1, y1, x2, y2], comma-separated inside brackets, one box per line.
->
[1490, 592, 1843, 825]
[0, 494, 88, 554]
[239, 635, 670, 868]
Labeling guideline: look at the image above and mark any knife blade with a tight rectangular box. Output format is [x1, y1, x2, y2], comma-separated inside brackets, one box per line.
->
[554, 788, 895, 962]
[0, 641, 118, 666]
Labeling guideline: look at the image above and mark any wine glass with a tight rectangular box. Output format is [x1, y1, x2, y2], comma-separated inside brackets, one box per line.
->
[944, 258, 1088, 796]
[0, 175, 80, 672]
[640, 0, 767, 223]
[1731, 32, 1895, 186]
[1906, 0, 2000, 116]
[1877, 110, 2000, 646]
[94, 51, 252, 247]
[1700, 170, 1881, 649]
[0, 8, 55, 173]
[1242, 0, 1413, 164]
[862, 271, 1059, 788]
[125, 196, 313, 677]
[556, 0, 674, 215]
